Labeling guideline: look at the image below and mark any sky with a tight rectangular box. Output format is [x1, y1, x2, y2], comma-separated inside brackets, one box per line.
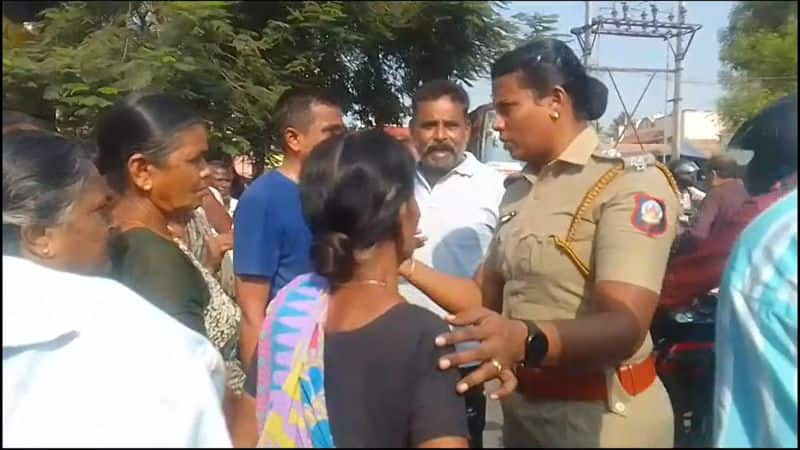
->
[463, 1, 735, 127]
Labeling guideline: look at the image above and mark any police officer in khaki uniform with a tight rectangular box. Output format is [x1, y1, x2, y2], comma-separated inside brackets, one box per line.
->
[433, 39, 680, 448]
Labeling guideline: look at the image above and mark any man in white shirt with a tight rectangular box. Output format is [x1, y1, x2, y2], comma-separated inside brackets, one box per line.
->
[2, 256, 232, 448]
[399, 80, 506, 448]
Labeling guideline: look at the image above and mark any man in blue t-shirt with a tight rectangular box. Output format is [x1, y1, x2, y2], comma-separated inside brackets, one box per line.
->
[234, 88, 345, 368]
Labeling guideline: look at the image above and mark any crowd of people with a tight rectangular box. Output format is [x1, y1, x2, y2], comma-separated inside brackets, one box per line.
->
[2, 37, 797, 448]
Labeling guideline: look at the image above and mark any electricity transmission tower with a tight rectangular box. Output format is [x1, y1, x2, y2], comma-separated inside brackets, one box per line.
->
[571, 1, 702, 159]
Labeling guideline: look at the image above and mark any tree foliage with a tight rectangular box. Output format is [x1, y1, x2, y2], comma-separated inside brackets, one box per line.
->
[3, 1, 557, 163]
[718, 1, 797, 130]
[510, 11, 568, 44]
[4, 1, 283, 159]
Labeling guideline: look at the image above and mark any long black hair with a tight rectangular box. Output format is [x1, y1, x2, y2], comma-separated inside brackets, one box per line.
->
[299, 129, 416, 285]
[95, 92, 205, 192]
[491, 38, 608, 121]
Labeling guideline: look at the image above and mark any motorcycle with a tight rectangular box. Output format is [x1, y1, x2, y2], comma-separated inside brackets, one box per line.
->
[652, 290, 717, 448]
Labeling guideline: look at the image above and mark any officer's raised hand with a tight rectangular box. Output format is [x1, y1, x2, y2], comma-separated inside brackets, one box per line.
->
[435, 307, 525, 399]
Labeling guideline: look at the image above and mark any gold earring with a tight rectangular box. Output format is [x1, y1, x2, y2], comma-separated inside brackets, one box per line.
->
[549, 111, 560, 121]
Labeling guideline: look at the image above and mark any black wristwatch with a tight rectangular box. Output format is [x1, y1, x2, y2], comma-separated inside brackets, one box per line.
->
[520, 320, 549, 369]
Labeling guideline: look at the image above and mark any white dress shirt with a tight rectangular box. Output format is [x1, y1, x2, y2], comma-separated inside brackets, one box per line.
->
[2, 256, 232, 448]
[399, 152, 506, 365]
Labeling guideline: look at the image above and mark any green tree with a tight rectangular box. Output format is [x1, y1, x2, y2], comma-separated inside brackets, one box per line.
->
[235, 1, 521, 126]
[718, 1, 798, 129]
[3, 1, 283, 160]
[511, 11, 569, 44]
[3, 1, 559, 165]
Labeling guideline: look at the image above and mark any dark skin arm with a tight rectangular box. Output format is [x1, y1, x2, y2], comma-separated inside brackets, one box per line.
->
[685, 191, 719, 243]
[201, 189, 233, 234]
[399, 259, 483, 314]
[223, 389, 258, 448]
[436, 280, 659, 397]
[418, 437, 468, 448]
[203, 232, 233, 272]
[235, 275, 270, 372]
[480, 265, 504, 313]
[674, 191, 720, 255]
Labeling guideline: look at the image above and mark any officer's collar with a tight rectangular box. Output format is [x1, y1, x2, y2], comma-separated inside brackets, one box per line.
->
[556, 126, 599, 166]
[519, 126, 599, 177]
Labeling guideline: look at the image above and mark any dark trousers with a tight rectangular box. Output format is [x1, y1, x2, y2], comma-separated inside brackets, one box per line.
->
[459, 366, 486, 448]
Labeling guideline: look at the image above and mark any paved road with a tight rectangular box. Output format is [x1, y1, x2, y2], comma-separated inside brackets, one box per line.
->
[483, 381, 504, 448]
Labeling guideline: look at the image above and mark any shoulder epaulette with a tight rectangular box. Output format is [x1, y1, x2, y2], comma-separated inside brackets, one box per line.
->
[594, 148, 662, 172]
[593, 148, 679, 195]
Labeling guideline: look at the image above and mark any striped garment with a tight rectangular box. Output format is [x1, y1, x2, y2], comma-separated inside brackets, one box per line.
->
[714, 189, 798, 448]
[256, 273, 335, 448]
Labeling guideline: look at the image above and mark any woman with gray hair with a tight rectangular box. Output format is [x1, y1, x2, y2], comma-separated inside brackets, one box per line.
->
[95, 92, 250, 445]
[2, 130, 231, 447]
[2, 131, 113, 274]
[95, 92, 241, 351]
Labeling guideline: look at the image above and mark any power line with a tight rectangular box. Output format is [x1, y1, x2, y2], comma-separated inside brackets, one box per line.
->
[572, 0, 703, 158]
[594, 71, 797, 86]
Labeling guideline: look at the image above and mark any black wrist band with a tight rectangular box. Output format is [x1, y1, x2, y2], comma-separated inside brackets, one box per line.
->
[521, 320, 549, 369]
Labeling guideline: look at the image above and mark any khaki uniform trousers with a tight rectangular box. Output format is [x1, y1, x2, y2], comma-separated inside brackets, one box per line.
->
[501, 378, 674, 448]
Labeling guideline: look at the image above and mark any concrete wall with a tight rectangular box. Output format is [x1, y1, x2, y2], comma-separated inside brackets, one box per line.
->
[682, 110, 724, 141]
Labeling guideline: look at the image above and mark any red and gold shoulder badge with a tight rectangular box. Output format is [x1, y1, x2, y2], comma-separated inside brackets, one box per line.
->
[631, 193, 667, 237]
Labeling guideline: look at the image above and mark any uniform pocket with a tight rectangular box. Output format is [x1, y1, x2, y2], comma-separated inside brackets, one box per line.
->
[508, 232, 540, 280]
[543, 206, 598, 280]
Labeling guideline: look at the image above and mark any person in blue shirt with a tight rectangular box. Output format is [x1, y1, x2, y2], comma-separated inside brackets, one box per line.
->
[714, 189, 797, 448]
[713, 93, 798, 448]
[234, 88, 345, 370]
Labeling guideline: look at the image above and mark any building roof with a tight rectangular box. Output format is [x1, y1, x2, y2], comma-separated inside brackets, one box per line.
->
[617, 143, 670, 155]
[619, 127, 664, 145]
[685, 139, 722, 158]
[616, 139, 721, 159]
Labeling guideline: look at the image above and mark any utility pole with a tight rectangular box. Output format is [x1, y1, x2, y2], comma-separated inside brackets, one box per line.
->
[671, 1, 686, 159]
[583, 1, 599, 132]
[571, 2, 701, 159]
[583, 1, 592, 67]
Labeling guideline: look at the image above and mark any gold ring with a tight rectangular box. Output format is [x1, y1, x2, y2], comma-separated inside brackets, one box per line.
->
[489, 358, 503, 376]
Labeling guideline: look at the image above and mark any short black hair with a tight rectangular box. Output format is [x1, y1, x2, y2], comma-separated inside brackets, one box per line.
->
[730, 93, 798, 196]
[707, 154, 741, 179]
[3, 131, 94, 255]
[95, 92, 205, 192]
[491, 38, 608, 121]
[207, 160, 231, 171]
[273, 87, 341, 138]
[299, 129, 416, 285]
[411, 79, 470, 119]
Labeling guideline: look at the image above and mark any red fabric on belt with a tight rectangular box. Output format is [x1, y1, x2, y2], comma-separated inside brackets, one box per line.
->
[517, 356, 657, 402]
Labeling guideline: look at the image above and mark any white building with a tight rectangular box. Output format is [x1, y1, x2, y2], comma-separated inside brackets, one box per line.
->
[617, 109, 729, 159]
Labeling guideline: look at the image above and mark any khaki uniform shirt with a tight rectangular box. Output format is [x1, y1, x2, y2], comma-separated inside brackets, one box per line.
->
[485, 127, 679, 447]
